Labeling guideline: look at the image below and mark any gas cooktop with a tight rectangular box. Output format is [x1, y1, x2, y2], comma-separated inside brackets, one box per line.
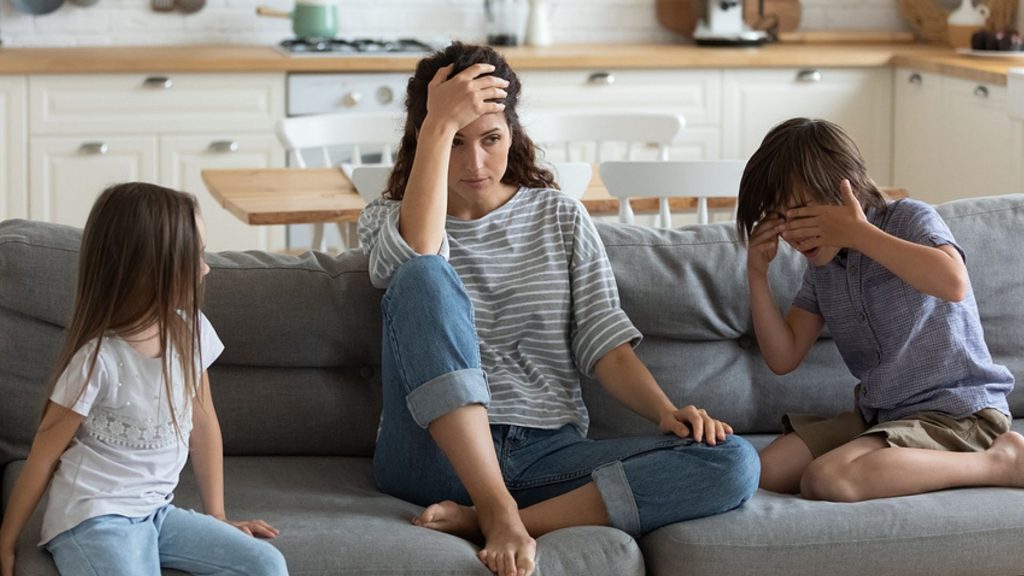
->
[276, 38, 435, 57]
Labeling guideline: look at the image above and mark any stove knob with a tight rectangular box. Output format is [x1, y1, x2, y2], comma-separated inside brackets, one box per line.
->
[342, 91, 363, 107]
[376, 86, 394, 105]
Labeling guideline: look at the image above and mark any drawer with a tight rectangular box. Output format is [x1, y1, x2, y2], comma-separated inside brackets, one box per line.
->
[30, 73, 284, 135]
[518, 69, 721, 126]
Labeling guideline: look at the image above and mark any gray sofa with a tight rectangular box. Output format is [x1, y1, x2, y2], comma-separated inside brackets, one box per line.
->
[2, 193, 1023, 576]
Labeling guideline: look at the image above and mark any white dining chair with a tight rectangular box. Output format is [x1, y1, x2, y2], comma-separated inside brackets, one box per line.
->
[275, 112, 403, 251]
[350, 162, 592, 203]
[599, 160, 746, 227]
[523, 112, 686, 163]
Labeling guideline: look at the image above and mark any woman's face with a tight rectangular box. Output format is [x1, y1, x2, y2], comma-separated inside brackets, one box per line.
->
[446, 112, 517, 218]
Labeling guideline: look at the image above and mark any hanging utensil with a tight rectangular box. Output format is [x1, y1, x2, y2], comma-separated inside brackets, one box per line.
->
[175, 0, 206, 14]
[151, 0, 175, 12]
[11, 0, 64, 16]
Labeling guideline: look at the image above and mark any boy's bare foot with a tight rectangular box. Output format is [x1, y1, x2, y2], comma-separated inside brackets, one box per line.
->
[989, 431, 1024, 487]
[413, 499, 536, 576]
[413, 500, 482, 543]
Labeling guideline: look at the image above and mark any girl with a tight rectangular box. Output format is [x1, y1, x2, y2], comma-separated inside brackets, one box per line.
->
[0, 183, 288, 576]
[359, 43, 759, 576]
[738, 117, 1023, 502]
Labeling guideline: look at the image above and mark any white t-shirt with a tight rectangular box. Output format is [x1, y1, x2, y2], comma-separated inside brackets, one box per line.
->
[40, 312, 223, 545]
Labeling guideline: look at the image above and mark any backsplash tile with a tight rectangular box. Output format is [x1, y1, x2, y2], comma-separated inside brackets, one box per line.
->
[0, 0, 923, 47]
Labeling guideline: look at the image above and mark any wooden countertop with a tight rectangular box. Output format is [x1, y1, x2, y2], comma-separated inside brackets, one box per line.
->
[1, 42, 1021, 85]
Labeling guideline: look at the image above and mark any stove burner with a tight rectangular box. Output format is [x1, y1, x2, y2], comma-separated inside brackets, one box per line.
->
[279, 38, 435, 55]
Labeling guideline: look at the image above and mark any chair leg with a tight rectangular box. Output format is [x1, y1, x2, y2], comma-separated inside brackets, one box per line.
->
[697, 198, 709, 225]
[312, 223, 326, 252]
[336, 221, 359, 251]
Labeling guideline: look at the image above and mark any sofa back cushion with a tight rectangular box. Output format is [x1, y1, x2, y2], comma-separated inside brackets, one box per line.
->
[1, 194, 1021, 467]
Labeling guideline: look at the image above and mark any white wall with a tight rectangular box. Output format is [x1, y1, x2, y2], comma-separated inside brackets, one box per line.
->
[0, 0, 910, 47]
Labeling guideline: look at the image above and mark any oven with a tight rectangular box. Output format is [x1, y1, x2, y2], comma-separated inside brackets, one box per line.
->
[280, 37, 430, 249]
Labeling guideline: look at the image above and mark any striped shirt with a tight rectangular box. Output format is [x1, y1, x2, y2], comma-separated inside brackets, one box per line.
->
[358, 187, 641, 434]
[792, 199, 1013, 423]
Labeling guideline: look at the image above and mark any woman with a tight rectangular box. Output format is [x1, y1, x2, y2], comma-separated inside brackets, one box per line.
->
[358, 42, 759, 576]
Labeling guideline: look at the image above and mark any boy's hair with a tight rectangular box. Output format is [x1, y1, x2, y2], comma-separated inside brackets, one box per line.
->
[45, 182, 206, 433]
[384, 41, 555, 201]
[735, 117, 887, 244]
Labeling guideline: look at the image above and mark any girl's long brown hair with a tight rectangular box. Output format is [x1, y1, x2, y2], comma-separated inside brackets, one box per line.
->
[384, 42, 556, 200]
[735, 117, 887, 244]
[45, 182, 206, 437]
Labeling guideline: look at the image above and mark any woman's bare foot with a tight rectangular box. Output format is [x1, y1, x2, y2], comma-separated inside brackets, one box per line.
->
[475, 502, 536, 576]
[414, 499, 536, 576]
[413, 500, 483, 543]
[989, 431, 1024, 487]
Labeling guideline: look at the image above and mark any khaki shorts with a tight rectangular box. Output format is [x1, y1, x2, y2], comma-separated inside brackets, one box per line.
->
[783, 408, 1010, 459]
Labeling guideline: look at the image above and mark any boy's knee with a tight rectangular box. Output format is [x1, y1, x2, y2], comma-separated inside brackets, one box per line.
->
[800, 459, 860, 502]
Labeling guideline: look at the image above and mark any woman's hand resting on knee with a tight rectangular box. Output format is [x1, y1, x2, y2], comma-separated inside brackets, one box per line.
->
[659, 405, 733, 446]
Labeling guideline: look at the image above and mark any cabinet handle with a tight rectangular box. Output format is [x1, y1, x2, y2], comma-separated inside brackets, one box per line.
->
[209, 140, 239, 153]
[79, 142, 108, 155]
[586, 72, 615, 86]
[796, 69, 822, 83]
[973, 85, 989, 98]
[143, 76, 173, 89]
[908, 73, 923, 85]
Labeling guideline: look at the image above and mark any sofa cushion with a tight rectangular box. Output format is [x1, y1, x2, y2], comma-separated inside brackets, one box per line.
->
[3, 457, 645, 576]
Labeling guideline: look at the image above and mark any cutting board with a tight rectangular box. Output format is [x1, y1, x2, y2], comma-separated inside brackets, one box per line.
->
[655, 0, 802, 39]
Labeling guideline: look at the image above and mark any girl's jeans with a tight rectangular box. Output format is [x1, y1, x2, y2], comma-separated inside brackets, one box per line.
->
[46, 505, 288, 576]
[373, 256, 760, 537]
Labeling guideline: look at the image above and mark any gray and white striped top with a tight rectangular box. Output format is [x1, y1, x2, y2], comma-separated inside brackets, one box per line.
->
[358, 187, 641, 434]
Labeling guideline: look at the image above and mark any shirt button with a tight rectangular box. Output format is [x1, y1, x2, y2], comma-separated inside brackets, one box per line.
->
[859, 312, 867, 322]
[850, 264, 858, 273]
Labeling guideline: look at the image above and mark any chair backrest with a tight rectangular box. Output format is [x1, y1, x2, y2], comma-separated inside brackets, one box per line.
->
[350, 162, 593, 204]
[523, 112, 686, 162]
[275, 112, 404, 168]
[599, 160, 746, 227]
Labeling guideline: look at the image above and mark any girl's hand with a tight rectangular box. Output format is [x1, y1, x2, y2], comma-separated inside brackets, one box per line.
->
[225, 518, 280, 539]
[659, 405, 733, 446]
[426, 63, 509, 133]
[747, 213, 785, 278]
[782, 180, 869, 252]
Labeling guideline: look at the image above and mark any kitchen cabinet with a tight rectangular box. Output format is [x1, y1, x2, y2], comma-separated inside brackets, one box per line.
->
[1, 77, 27, 221]
[893, 68, 1024, 204]
[939, 76, 1023, 203]
[722, 68, 893, 184]
[161, 134, 284, 252]
[30, 136, 158, 226]
[518, 69, 722, 160]
[893, 68, 945, 199]
[27, 74, 287, 251]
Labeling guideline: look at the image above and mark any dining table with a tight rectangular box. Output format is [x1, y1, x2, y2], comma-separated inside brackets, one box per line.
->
[200, 166, 739, 227]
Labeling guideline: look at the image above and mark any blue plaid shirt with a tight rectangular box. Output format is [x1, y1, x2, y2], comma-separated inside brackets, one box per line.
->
[792, 199, 1013, 423]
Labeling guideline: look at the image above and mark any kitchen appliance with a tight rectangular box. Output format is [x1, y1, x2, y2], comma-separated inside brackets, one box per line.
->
[284, 71, 411, 248]
[275, 37, 434, 57]
[693, 0, 772, 46]
[484, 0, 528, 46]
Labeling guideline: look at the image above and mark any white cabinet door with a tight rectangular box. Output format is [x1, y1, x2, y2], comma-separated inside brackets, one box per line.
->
[940, 77, 1024, 203]
[30, 136, 158, 227]
[1, 77, 27, 221]
[892, 68, 945, 200]
[518, 69, 722, 160]
[160, 134, 286, 252]
[723, 68, 893, 184]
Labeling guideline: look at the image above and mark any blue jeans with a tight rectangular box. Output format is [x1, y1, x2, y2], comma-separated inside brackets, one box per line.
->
[45, 505, 288, 576]
[373, 256, 760, 537]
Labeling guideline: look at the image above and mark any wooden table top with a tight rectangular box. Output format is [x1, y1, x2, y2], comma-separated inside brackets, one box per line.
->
[201, 167, 739, 226]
